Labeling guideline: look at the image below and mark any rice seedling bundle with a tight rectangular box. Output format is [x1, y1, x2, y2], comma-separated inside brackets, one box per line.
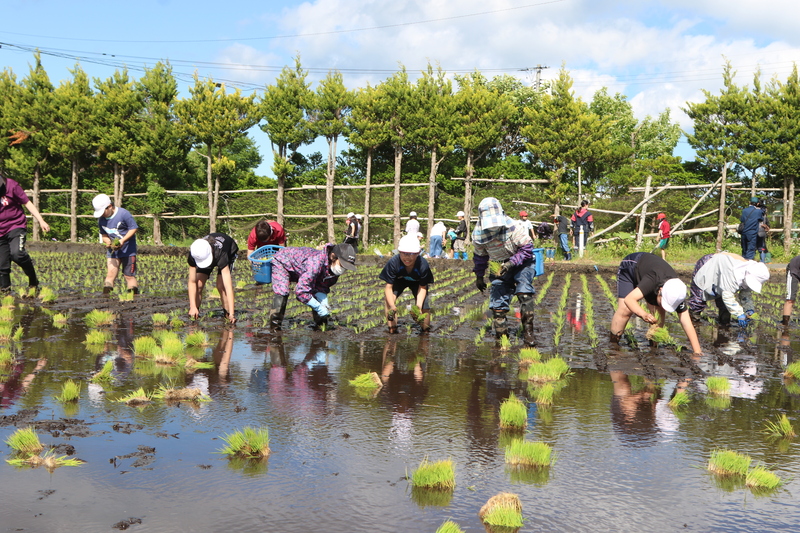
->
[153, 384, 210, 402]
[51, 313, 68, 327]
[668, 390, 690, 409]
[6, 449, 83, 470]
[527, 357, 571, 382]
[349, 372, 382, 391]
[1, 295, 14, 307]
[184, 330, 209, 347]
[707, 449, 751, 476]
[479, 492, 523, 528]
[505, 439, 553, 467]
[4, 427, 43, 457]
[648, 326, 678, 347]
[183, 357, 214, 369]
[435, 520, 464, 533]
[84, 309, 116, 328]
[706, 376, 731, 395]
[218, 426, 271, 458]
[90, 359, 115, 385]
[499, 334, 512, 351]
[54, 379, 81, 402]
[116, 387, 151, 405]
[763, 414, 796, 439]
[0, 347, 12, 366]
[160, 337, 185, 357]
[0, 323, 17, 341]
[0, 307, 14, 322]
[488, 261, 503, 276]
[170, 317, 186, 328]
[151, 313, 169, 326]
[532, 383, 555, 405]
[132, 336, 158, 356]
[499, 393, 527, 429]
[784, 361, 800, 379]
[38, 286, 57, 303]
[745, 465, 782, 490]
[153, 329, 181, 346]
[410, 457, 455, 490]
[118, 291, 134, 302]
[84, 329, 111, 345]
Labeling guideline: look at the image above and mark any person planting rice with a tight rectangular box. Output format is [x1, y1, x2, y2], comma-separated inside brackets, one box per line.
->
[188, 233, 239, 324]
[472, 197, 537, 346]
[91, 193, 138, 295]
[268, 243, 357, 330]
[782, 255, 800, 327]
[246, 218, 286, 258]
[610, 252, 702, 354]
[381, 234, 434, 334]
[686, 252, 770, 327]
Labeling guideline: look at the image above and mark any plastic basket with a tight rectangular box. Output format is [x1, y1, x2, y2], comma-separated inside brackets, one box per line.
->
[532, 248, 545, 277]
[250, 245, 283, 284]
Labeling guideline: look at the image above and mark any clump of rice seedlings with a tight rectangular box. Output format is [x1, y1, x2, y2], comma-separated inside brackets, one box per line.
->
[170, 317, 186, 328]
[151, 312, 169, 326]
[498, 334, 512, 352]
[0, 323, 19, 341]
[132, 336, 158, 356]
[479, 492, 523, 529]
[152, 329, 180, 345]
[746, 465, 782, 490]
[668, 390, 691, 409]
[218, 426, 271, 458]
[499, 393, 527, 429]
[38, 286, 57, 303]
[0, 306, 14, 322]
[705, 394, 732, 410]
[4, 426, 43, 456]
[505, 439, 553, 467]
[54, 379, 81, 402]
[6, 449, 83, 470]
[706, 376, 731, 395]
[531, 383, 555, 405]
[0, 347, 13, 366]
[435, 520, 464, 533]
[152, 383, 210, 402]
[488, 262, 503, 276]
[474, 332, 484, 346]
[84, 309, 116, 328]
[116, 387, 151, 405]
[236, 279, 248, 289]
[784, 361, 800, 379]
[410, 457, 455, 490]
[763, 414, 796, 439]
[51, 313, 68, 328]
[118, 290, 134, 302]
[2, 294, 15, 307]
[648, 326, 679, 347]
[527, 357, 571, 382]
[349, 372, 382, 392]
[707, 449, 751, 476]
[83, 329, 111, 345]
[516, 347, 542, 367]
[90, 359, 115, 385]
[184, 330, 209, 347]
[184, 357, 214, 370]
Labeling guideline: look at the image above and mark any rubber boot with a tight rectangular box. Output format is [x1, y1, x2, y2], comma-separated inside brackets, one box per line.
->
[18, 257, 38, 288]
[782, 315, 791, 326]
[518, 294, 536, 347]
[565, 252, 572, 261]
[128, 287, 139, 295]
[103, 285, 113, 294]
[0, 272, 10, 292]
[609, 332, 622, 344]
[492, 310, 508, 339]
[269, 294, 288, 330]
[312, 310, 328, 330]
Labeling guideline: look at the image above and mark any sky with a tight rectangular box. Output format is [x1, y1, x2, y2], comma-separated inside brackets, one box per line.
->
[2, 0, 799, 176]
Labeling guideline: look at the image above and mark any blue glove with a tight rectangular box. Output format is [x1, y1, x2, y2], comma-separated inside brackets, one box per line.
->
[737, 314, 748, 328]
[746, 310, 754, 318]
[307, 298, 321, 312]
[314, 292, 330, 315]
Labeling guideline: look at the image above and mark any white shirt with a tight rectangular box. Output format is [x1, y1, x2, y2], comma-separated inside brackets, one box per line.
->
[405, 218, 420, 235]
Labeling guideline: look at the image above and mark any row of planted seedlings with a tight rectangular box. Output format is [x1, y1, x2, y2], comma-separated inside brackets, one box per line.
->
[580, 274, 599, 348]
[551, 273, 572, 349]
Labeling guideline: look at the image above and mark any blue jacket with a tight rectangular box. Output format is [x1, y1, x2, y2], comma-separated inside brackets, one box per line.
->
[740, 205, 762, 236]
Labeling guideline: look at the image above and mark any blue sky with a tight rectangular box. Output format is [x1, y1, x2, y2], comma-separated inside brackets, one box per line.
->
[2, 0, 799, 174]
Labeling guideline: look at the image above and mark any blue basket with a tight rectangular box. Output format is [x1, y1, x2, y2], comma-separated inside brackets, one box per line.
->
[250, 245, 283, 284]
[533, 248, 545, 277]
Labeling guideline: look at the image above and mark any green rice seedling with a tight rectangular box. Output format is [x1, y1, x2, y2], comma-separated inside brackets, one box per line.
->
[784, 361, 800, 379]
[435, 520, 464, 533]
[0, 306, 14, 322]
[11, 325, 22, 342]
[648, 326, 679, 347]
[118, 290, 134, 302]
[54, 379, 81, 402]
[410, 457, 455, 490]
[84, 309, 116, 328]
[763, 414, 796, 439]
[4, 426, 43, 457]
[152, 383, 211, 402]
[151, 313, 169, 326]
[38, 286, 57, 303]
[349, 372, 382, 391]
[707, 449, 751, 476]
[1, 295, 15, 307]
[532, 383, 555, 405]
[218, 426, 271, 458]
[91, 359, 115, 385]
[0, 347, 12, 366]
[152, 329, 181, 345]
[170, 317, 186, 328]
[705, 395, 732, 410]
[505, 439, 553, 467]
[132, 336, 158, 356]
[498, 334, 512, 352]
[527, 357, 571, 382]
[516, 347, 542, 367]
[473, 332, 484, 346]
[479, 492, 523, 529]
[160, 336, 185, 357]
[51, 313, 68, 328]
[116, 387, 151, 405]
[488, 261, 502, 276]
[6, 449, 83, 470]
[706, 376, 731, 395]
[668, 390, 690, 409]
[184, 357, 214, 370]
[184, 330, 209, 347]
[236, 279, 248, 289]
[746, 465, 782, 490]
[84, 329, 112, 345]
[499, 393, 527, 429]
[0, 323, 16, 341]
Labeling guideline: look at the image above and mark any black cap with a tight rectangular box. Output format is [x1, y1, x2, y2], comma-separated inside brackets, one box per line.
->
[332, 243, 357, 270]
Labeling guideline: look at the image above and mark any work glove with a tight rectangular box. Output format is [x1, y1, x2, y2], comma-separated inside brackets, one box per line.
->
[498, 261, 511, 278]
[307, 297, 328, 317]
[314, 292, 330, 315]
[475, 275, 487, 293]
[737, 314, 748, 328]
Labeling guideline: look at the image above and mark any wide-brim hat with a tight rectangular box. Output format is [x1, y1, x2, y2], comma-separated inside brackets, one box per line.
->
[478, 197, 505, 230]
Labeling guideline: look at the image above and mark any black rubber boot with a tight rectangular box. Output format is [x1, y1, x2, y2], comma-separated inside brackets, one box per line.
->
[103, 285, 113, 294]
[18, 257, 38, 288]
[609, 331, 622, 344]
[492, 310, 508, 339]
[0, 272, 10, 292]
[128, 287, 139, 295]
[312, 310, 328, 330]
[269, 294, 288, 330]
[566, 252, 572, 261]
[518, 294, 536, 347]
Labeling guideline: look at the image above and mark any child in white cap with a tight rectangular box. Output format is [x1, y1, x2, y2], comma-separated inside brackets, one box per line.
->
[380, 234, 434, 333]
[188, 233, 239, 324]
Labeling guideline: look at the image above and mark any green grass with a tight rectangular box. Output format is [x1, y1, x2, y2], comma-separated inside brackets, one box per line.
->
[38, 286, 57, 303]
[479, 493, 523, 528]
[668, 390, 691, 408]
[218, 426, 271, 458]
[527, 357, 571, 382]
[90, 359, 115, 385]
[499, 393, 527, 429]
[116, 387, 151, 405]
[84, 309, 116, 328]
[83, 329, 112, 345]
[706, 376, 731, 395]
[151, 313, 169, 326]
[4, 427, 43, 457]
[784, 361, 800, 379]
[746, 465, 783, 490]
[410, 457, 455, 490]
[435, 520, 464, 533]
[505, 439, 553, 467]
[132, 336, 158, 357]
[349, 372, 382, 390]
[184, 331, 209, 347]
[54, 379, 81, 402]
[763, 414, 796, 439]
[708, 449, 751, 476]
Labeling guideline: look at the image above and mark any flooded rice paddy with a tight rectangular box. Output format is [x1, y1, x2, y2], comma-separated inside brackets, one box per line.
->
[2, 250, 800, 532]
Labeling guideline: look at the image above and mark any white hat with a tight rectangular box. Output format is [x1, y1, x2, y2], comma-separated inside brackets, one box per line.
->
[92, 194, 112, 218]
[347, 212, 355, 218]
[660, 278, 687, 313]
[398, 234, 421, 253]
[456, 211, 465, 217]
[355, 214, 362, 220]
[743, 261, 769, 293]
[409, 211, 417, 217]
[190, 239, 213, 269]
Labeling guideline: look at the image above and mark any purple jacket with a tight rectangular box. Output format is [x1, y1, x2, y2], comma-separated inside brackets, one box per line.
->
[271, 244, 339, 304]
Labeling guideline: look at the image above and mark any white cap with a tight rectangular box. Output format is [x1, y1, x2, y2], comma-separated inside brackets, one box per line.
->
[457, 211, 465, 217]
[347, 212, 355, 218]
[398, 234, 421, 253]
[660, 278, 687, 313]
[409, 211, 417, 217]
[743, 261, 769, 293]
[190, 239, 213, 269]
[92, 194, 112, 218]
[355, 214, 362, 220]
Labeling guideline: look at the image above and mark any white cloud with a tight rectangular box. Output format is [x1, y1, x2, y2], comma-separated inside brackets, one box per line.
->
[214, 43, 284, 85]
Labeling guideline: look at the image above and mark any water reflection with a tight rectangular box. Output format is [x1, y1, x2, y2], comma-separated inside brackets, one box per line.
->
[610, 371, 662, 447]
[0, 353, 45, 409]
[380, 336, 430, 449]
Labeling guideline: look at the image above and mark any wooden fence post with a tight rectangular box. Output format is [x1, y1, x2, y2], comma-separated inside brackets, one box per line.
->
[635, 175, 652, 248]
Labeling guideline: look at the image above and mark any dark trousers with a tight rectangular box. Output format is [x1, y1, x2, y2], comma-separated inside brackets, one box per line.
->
[0, 228, 38, 288]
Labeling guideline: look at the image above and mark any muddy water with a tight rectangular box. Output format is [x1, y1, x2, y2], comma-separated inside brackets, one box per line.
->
[2, 303, 800, 532]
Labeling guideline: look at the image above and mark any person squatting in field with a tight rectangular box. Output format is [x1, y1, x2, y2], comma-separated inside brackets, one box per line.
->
[472, 197, 537, 346]
[381, 234, 434, 334]
[92, 193, 139, 295]
[246, 218, 286, 257]
[188, 233, 239, 324]
[268, 243, 357, 330]
[0, 173, 49, 292]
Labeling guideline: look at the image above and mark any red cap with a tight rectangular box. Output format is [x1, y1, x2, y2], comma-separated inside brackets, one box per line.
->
[519, 211, 528, 217]
[657, 213, 666, 219]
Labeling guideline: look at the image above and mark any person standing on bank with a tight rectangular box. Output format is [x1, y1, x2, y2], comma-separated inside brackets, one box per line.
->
[656, 213, 671, 260]
[429, 220, 446, 258]
[571, 200, 594, 250]
[453, 211, 468, 260]
[552, 213, 572, 261]
[381, 235, 434, 333]
[405, 211, 420, 236]
[92, 193, 139, 295]
[344, 212, 360, 252]
[472, 197, 537, 346]
[519, 211, 535, 241]
[740, 197, 763, 260]
[188, 233, 238, 324]
[246, 218, 286, 258]
[0, 173, 50, 292]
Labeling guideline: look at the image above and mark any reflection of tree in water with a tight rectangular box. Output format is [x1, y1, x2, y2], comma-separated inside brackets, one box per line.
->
[94, 315, 135, 378]
[465, 359, 514, 463]
[610, 371, 660, 447]
[379, 336, 430, 448]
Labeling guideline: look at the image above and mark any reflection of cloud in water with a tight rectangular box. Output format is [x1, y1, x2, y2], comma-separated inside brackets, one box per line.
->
[654, 400, 680, 440]
[389, 411, 414, 449]
[697, 351, 764, 400]
[87, 383, 105, 408]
